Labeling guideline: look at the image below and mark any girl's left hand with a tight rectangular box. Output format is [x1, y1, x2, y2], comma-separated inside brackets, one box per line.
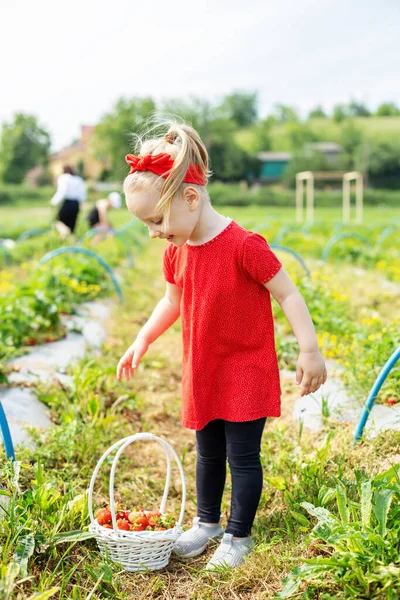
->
[296, 351, 327, 396]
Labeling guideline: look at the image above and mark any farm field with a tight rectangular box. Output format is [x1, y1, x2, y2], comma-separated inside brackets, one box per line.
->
[2, 203, 400, 233]
[1, 203, 400, 599]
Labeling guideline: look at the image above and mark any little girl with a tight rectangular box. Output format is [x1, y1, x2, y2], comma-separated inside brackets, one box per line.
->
[116, 120, 327, 571]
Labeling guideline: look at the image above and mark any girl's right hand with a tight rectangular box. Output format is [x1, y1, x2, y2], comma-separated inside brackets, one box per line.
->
[116, 337, 149, 380]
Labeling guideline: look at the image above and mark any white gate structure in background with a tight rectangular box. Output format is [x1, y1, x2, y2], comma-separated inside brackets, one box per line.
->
[296, 171, 364, 224]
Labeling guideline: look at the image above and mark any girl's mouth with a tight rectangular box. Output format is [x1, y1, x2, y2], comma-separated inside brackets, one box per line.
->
[167, 235, 174, 242]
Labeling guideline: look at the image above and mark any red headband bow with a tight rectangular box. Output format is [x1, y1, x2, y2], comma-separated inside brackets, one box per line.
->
[125, 153, 206, 186]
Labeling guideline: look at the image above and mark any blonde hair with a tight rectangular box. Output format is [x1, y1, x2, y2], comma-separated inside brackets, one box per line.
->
[123, 117, 211, 231]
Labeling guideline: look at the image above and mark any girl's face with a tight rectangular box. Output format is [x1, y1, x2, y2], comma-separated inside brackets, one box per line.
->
[125, 186, 200, 246]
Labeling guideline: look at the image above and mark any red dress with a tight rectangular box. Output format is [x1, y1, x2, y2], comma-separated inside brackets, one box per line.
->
[163, 219, 283, 431]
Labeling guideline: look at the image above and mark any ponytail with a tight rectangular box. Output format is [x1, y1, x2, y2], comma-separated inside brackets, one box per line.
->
[124, 117, 211, 230]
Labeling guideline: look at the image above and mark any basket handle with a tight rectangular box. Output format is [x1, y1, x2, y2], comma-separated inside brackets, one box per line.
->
[88, 433, 186, 535]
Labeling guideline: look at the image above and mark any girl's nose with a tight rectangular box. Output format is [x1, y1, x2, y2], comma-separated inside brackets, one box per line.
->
[148, 228, 160, 239]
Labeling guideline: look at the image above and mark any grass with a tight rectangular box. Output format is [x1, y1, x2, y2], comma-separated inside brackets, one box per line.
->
[1, 202, 400, 234]
[1, 205, 400, 598]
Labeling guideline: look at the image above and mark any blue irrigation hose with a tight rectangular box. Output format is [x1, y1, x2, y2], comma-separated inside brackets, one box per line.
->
[354, 347, 400, 444]
[17, 227, 50, 243]
[116, 219, 136, 232]
[82, 228, 134, 267]
[113, 232, 134, 267]
[322, 232, 370, 263]
[0, 402, 15, 460]
[273, 225, 311, 244]
[82, 227, 114, 241]
[116, 220, 146, 247]
[377, 225, 399, 247]
[36, 247, 123, 303]
[0, 245, 10, 266]
[117, 218, 147, 235]
[270, 245, 311, 277]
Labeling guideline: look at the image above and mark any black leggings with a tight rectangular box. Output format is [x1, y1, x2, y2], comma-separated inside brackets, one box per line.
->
[195, 417, 266, 538]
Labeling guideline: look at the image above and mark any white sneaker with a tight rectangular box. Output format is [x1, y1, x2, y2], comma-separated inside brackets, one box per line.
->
[205, 532, 255, 570]
[172, 517, 224, 558]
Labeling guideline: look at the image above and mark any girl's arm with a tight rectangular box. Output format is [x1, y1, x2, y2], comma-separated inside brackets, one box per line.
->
[117, 282, 182, 380]
[264, 268, 327, 396]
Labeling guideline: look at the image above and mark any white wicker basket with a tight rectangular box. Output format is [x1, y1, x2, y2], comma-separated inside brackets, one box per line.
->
[88, 432, 186, 572]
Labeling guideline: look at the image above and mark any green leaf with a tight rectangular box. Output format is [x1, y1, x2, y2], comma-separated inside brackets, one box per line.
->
[266, 476, 286, 490]
[276, 563, 327, 598]
[373, 489, 393, 537]
[0, 562, 20, 599]
[66, 493, 87, 517]
[361, 481, 372, 529]
[313, 521, 335, 542]
[300, 502, 338, 524]
[336, 484, 349, 524]
[51, 530, 95, 545]
[87, 396, 100, 419]
[13, 533, 35, 577]
[318, 486, 336, 506]
[27, 588, 60, 600]
[289, 510, 310, 527]
[373, 464, 400, 485]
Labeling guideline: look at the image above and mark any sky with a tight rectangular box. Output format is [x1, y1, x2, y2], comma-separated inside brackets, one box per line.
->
[1, 0, 399, 151]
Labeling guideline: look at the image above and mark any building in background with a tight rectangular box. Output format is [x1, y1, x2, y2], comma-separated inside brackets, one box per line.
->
[257, 151, 292, 181]
[303, 142, 343, 166]
[48, 125, 107, 181]
[257, 142, 343, 182]
[25, 125, 108, 186]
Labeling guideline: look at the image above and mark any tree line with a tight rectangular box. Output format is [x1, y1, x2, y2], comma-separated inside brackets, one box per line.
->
[1, 93, 400, 187]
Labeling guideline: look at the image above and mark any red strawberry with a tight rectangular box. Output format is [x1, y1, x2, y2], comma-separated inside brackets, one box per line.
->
[95, 508, 107, 525]
[128, 511, 147, 524]
[134, 515, 149, 528]
[95, 507, 112, 525]
[25, 338, 36, 346]
[103, 524, 113, 529]
[148, 515, 162, 528]
[129, 513, 149, 531]
[386, 398, 398, 406]
[130, 522, 147, 531]
[103, 508, 112, 523]
[116, 518, 130, 530]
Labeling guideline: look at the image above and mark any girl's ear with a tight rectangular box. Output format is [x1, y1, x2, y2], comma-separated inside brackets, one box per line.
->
[183, 186, 200, 210]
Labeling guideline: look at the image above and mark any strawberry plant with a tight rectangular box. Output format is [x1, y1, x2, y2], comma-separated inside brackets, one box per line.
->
[277, 466, 400, 598]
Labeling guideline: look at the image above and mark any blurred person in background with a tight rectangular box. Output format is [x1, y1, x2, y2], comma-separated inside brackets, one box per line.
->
[87, 191, 122, 230]
[50, 165, 86, 238]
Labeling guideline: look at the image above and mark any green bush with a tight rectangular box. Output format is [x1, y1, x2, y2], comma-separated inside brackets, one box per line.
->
[208, 183, 400, 207]
[0, 184, 106, 208]
[0, 184, 54, 206]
